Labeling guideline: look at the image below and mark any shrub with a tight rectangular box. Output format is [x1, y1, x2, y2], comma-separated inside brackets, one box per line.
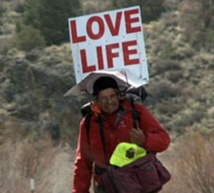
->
[163, 131, 214, 193]
[178, 0, 214, 51]
[159, 42, 175, 60]
[14, 2, 25, 13]
[204, 28, 214, 50]
[82, 1, 111, 14]
[155, 101, 183, 116]
[110, 0, 166, 23]
[148, 80, 181, 102]
[0, 35, 14, 55]
[155, 59, 181, 73]
[15, 24, 45, 51]
[23, 0, 83, 45]
[166, 71, 183, 83]
[0, 2, 6, 17]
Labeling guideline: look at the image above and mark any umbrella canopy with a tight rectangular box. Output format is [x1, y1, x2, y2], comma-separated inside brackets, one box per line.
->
[64, 70, 138, 96]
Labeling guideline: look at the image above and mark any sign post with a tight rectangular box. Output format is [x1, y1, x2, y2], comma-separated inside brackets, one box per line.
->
[68, 6, 149, 87]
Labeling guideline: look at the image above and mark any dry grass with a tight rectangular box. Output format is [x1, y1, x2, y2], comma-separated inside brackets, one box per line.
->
[0, 136, 75, 193]
[160, 131, 214, 193]
[1, 128, 214, 193]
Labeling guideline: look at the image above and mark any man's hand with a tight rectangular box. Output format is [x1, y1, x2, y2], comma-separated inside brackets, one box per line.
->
[130, 128, 145, 146]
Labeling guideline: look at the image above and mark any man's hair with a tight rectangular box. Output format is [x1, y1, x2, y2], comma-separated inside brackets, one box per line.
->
[93, 76, 119, 97]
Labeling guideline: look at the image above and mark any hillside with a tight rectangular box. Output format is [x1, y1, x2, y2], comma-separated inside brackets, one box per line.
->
[0, 0, 214, 192]
[0, 1, 213, 143]
[1, 16, 213, 145]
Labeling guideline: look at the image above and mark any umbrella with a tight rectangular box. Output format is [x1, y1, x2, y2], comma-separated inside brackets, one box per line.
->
[64, 70, 137, 96]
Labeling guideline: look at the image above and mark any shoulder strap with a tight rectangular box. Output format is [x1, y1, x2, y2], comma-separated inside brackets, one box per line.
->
[85, 99, 141, 165]
[98, 100, 141, 165]
[85, 112, 108, 164]
[85, 112, 93, 136]
[130, 99, 141, 129]
[97, 115, 108, 165]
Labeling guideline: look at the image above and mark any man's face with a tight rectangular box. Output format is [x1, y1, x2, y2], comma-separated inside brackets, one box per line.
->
[96, 88, 120, 114]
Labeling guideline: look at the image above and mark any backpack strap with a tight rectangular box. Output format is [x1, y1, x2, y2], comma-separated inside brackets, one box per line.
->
[97, 99, 141, 163]
[84, 98, 141, 163]
[97, 115, 121, 193]
[96, 100, 140, 193]
[85, 111, 93, 137]
[130, 99, 141, 130]
[97, 114, 108, 165]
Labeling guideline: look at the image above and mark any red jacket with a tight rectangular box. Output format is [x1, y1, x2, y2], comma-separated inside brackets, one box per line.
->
[72, 99, 170, 193]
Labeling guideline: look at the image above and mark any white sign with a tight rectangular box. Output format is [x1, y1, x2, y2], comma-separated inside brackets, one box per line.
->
[68, 6, 149, 86]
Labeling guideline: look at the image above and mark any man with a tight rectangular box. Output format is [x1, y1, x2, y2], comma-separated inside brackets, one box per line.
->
[72, 76, 170, 193]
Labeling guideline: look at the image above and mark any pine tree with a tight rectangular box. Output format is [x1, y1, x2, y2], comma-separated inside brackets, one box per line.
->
[22, 0, 82, 45]
[23, 0, 41, 29]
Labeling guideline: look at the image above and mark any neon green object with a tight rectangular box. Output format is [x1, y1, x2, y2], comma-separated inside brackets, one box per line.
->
[110, 142, 147, 167]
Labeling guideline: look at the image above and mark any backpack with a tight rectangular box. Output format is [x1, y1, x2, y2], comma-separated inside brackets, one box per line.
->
[80, 85, 149, 136]
[100, 152, 171, 193]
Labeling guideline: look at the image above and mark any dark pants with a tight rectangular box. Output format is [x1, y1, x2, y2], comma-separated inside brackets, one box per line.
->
[94, 185, 106, 193]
